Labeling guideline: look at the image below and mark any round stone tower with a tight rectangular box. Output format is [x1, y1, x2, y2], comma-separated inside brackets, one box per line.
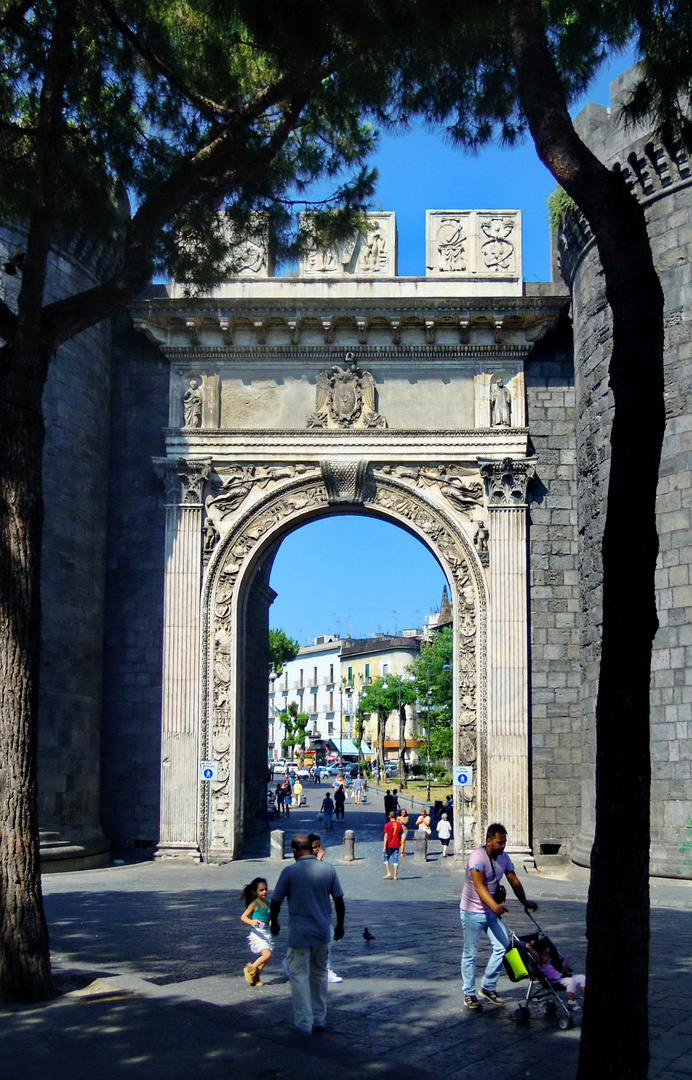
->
[558, 69, 692, 877]
[0, 224, 114, 871]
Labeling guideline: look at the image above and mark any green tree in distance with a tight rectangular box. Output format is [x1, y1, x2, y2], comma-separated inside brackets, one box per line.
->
[282, 701, 310, 763]
[268, 628, 299, 676]
[412, 627, 453, 763]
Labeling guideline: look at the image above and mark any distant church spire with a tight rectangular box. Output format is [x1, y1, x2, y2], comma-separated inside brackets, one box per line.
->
[440, 585, 452, 620]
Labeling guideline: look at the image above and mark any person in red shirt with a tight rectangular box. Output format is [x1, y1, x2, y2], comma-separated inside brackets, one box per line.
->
[382, 811, 404, 880]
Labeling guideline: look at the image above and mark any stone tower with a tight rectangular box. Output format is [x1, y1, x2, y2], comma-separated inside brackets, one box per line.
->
[558, 69, 692, 877]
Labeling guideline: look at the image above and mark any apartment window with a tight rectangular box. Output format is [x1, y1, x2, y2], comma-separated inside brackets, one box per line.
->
[382, 663, 388, 676]
[365, 663, 370, 679]
[329, 664, 334, 683]
[313, 666, 318, 686]
[348, 666, 353, 683]
[328, 721, 334, 735]
[329, 691, 334, 711]
[299, 669, 304, 687]
[283, 671, 288, 691]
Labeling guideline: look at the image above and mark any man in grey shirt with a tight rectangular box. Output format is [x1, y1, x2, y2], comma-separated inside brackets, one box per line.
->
[270, 834, 345, 1033]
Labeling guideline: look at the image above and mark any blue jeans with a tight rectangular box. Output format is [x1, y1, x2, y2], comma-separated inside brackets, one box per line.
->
[460, 909, 510, 996]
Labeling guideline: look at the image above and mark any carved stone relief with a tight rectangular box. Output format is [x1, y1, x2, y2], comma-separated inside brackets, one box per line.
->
[320, 459, 371, 504]
[205, 464, 317, 536]
[426, 210, 521, 280]
[299, 212, 396, 277]
[201, 472, 486, 855]
[480, 457, 536, 505]
[306, 354, 387, 429]
[378, 463, 483, 516]
[156, 457, 211, 505]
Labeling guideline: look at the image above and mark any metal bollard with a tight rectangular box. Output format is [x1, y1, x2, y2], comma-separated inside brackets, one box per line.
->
[270, 829, 285, 860]
[342, 830, 356, 861]
[413, 829, 428, 863]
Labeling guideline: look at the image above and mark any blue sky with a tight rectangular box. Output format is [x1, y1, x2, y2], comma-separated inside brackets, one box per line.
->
[269, 50, 635, 646]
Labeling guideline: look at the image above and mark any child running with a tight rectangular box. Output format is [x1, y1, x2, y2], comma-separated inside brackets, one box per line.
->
[240, 877, 273, 985]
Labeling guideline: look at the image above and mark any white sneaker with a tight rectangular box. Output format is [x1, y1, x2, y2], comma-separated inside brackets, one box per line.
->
[328, 970, 343, 983]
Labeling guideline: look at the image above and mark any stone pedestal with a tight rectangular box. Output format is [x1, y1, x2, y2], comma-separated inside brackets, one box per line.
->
[270, 830, 285, 860]
[482, 459, 534, 851]
[154, 459, 210, 860]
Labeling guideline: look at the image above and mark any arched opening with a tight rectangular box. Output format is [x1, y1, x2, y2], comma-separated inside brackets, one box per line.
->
[198, 474, 488, 860]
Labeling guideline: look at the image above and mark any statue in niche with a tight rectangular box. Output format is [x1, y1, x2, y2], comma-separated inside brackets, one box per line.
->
[490, 378, 511, 427]
[474, 520, 489, 554]
[203, 516, 220, 555]
[183, 379, 203, 428]
[436, 217, 466, 272]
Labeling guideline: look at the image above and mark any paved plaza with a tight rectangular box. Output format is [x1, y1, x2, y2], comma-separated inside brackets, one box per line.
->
[2, 783, 692, 1080]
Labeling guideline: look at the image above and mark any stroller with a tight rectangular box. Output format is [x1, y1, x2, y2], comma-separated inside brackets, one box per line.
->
[503, 911, 578, 1030]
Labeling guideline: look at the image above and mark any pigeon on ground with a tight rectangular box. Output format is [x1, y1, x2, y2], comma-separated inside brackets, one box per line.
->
[363, 927, 375, 942]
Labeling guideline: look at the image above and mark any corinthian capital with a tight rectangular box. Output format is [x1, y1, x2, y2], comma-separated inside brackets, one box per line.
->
[155, 457, 211, 506]
[480, 458, 536, 506]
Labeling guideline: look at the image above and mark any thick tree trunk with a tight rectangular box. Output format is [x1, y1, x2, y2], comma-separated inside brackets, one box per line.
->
[398, 704, 407, 788]
[0, 349, 53, 1003]
[505, 4, 664, 1077]
[377, 711, 386, 781]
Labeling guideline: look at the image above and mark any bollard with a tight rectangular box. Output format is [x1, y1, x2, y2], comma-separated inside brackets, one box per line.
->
[270, 829, 285, 861]
[413, 829, 428, 864]
[342, 830, 356, 861]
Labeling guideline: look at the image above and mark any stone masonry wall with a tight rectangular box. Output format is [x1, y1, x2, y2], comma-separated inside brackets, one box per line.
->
[1, 224, 113, 863]
[100, 313, 169, 854]
[560, 70, 692, 875]
[525, 319, 581, 855]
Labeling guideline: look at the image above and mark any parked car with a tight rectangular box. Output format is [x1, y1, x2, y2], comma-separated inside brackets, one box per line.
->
[385, 762, 399, 777]
[296, 766, 310, 779]
[274, 760, 298, 775]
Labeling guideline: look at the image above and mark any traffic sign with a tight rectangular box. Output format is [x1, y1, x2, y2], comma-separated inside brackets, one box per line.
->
[453, 766, 473, 787]
[199, 761, 218, 781]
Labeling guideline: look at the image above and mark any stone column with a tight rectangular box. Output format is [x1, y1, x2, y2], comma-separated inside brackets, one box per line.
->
[154, 458, 210, 860]
[481, 459, 535, 852]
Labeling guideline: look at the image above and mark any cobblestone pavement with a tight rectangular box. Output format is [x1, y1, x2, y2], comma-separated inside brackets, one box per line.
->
[2, 784, 691, 1080]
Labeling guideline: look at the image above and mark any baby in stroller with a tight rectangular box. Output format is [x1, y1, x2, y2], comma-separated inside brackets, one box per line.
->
[527, 936, 586, 1011]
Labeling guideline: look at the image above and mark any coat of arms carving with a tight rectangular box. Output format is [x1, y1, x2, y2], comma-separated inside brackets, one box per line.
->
[307, 354, 387, 429]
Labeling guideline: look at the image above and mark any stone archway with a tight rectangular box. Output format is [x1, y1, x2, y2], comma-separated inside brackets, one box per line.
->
[154, 450, 535, 861]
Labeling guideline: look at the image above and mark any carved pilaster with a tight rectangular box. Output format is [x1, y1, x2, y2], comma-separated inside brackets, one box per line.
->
[480, 458, 535, 851]
[155, 457, 211, 860]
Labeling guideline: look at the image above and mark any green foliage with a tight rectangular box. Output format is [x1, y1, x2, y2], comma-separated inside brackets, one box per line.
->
[282, 700, 310, 757]
[547, 186, 576, 231]
[268, 628, 299, 676]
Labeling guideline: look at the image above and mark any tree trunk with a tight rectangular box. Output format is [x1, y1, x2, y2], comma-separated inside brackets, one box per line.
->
[505, 4, 664, 1077]
[0, 348, 54, 1003]
[398, 704, 407, 788]
[377, 710, 386, 782]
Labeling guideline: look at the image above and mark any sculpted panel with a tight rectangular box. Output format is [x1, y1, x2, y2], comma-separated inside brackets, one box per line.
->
[306, 354, 387, 429]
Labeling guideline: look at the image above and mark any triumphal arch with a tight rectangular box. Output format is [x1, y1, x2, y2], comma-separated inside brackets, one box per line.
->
[132, 211, 565, 860]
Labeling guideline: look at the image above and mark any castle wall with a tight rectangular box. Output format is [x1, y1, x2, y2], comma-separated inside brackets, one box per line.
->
[560, 72, 692, 875]
[525, 320, 581, 855]
[0, 225, 114, 869]
[100, 314, 169, 854]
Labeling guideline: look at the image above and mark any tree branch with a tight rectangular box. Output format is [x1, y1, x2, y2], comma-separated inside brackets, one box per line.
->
[41, 91, 311, 347]
[96, 0, 238, 122]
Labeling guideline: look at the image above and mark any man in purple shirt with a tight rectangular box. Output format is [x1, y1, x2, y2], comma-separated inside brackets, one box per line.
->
[460, 823, 538, 1010]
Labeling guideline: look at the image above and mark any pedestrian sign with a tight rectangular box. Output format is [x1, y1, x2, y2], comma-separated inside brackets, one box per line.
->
[199, 761, 218, 781]
[453, 766, 473, 787]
